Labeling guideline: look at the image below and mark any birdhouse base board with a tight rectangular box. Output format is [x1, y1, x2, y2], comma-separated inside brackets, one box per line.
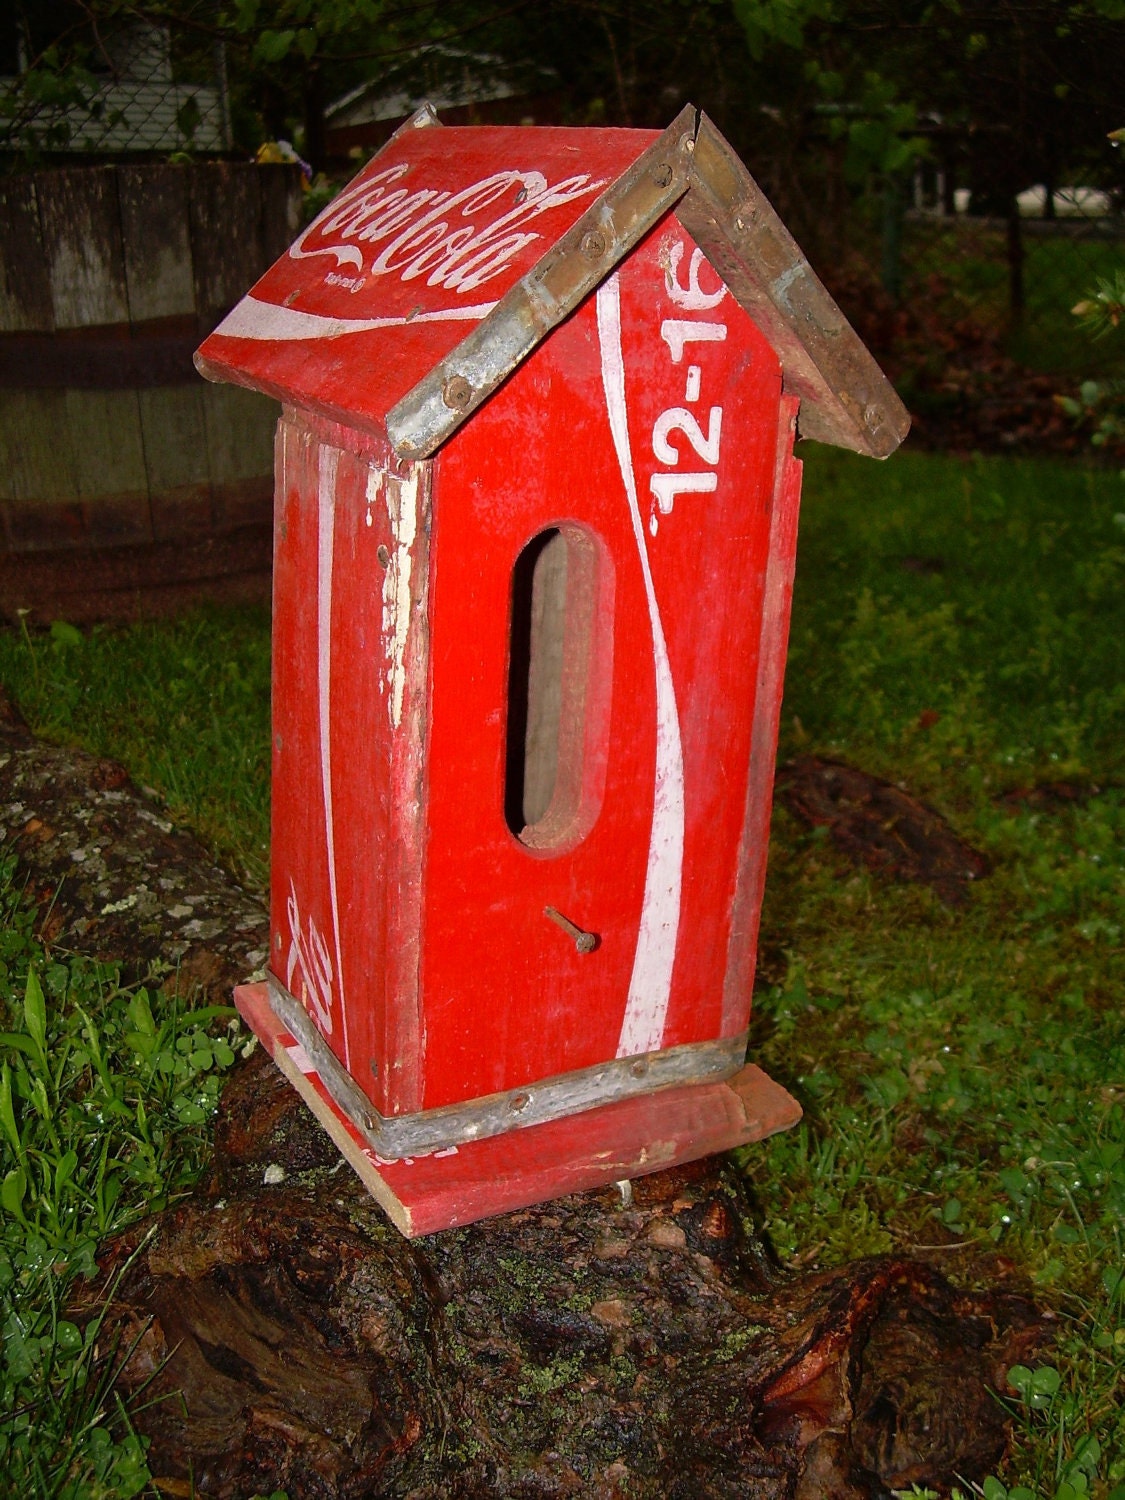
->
[235, 982, 802, 1237]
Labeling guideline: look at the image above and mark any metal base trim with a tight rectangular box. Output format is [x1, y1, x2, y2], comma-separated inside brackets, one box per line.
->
[267, 974, 748, 1160]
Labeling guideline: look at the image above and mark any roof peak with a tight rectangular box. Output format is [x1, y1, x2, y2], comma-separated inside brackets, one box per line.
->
[196, 104, 907, 461]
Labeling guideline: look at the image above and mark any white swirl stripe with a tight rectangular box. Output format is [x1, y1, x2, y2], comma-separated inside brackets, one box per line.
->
[317, 447, 350, 1070]
[214, 293, 499, 343]
[596, 274, 685, 1058]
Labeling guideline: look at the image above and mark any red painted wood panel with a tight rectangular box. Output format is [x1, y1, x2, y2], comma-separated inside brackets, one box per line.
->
[236, 982, 802, 1238]
[196, 125, 657, 436]
[722, 394, 803, 1033]
[266, 217, 800, 1124]
[418, 215, 784, 1109]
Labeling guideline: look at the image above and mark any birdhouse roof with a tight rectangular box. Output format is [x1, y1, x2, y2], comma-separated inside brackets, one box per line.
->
[195, 104, 908, 461]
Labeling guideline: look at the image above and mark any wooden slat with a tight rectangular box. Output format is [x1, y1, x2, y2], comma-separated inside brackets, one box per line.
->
[37, 167, 129, 329]
[189, 163, 263, 331]
[259, 163, 303, 264]
[202, 384, 277, 480]
[118, 165, 195, 323]
[139, 385, 214, 540]
[0, 389, 78, 503]
[0, 389, 83, 552]
[65, 388, 152, 546]
[0, 177, 53, 333]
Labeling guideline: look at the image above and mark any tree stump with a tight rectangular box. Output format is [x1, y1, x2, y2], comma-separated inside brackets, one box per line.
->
[91, 1047, 1049, 1499]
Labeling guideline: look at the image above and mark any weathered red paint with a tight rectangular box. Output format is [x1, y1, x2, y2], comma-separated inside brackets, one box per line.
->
[196, 124, 658, 435]
[198, 110, 903, 1233]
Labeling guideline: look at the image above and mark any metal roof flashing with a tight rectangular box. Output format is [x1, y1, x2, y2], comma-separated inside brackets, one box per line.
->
[195, 104, 907, 463]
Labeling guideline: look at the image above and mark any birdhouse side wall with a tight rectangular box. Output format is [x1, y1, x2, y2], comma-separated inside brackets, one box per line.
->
[269, 409, 431, 1116]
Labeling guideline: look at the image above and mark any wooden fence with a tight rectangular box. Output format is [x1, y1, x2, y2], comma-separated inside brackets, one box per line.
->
[0, 162, 301, 621]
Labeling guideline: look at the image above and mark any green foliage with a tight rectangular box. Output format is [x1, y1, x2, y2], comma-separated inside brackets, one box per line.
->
[0, 851, 240, 1494]
[1056, 377, 1125, 451]
[1062, 265, 1125, 454]
[1072, 268, 1125, 340]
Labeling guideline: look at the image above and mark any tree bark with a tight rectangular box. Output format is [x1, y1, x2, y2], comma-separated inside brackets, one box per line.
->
[85, 1045, 1050, 1500]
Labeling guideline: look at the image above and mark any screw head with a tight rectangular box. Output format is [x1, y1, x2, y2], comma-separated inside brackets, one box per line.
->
[508, 1091, 531, 1114]
[376, 544, 390, 568]
[581, 230, 607, 261]
[864, 403, 884, 428]
[651, 161, 674, 188]
[629, 1057, 649, 1078]
[443, 375, 472, 410]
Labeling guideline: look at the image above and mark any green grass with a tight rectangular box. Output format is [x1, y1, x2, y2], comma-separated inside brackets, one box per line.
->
[0, 449, 1122, 1496]
[744, 448, 1125, 1498]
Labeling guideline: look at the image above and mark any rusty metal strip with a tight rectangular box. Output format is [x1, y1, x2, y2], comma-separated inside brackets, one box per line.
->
[268, 973, 748, 1159]
[386, 103, 700, 460]
[677, 113, 909, 459]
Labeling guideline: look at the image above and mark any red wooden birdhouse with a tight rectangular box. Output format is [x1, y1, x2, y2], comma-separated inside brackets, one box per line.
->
[196, 104, 908, 1236]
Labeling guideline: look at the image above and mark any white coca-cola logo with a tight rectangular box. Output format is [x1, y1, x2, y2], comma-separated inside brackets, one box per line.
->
[289, 162, 606, 295]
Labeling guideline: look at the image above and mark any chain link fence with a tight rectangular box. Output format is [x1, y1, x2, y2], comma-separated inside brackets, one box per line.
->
[0, 19, 231, 159]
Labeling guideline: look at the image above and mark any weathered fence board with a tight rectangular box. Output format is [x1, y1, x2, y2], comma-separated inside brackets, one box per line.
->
[0, 160, 300, 616]
[37, 167, 131, 329]
[0, 390, 81, 551]
[67, 388, 152, 547]
[189, 163, 268, 332]
[139, 385, 213, 541]
[120, 166, 195, 323]
[0, 178, 53, 333]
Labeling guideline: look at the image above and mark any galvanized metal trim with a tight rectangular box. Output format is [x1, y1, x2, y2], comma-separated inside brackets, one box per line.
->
[391, 102, 442, 138]
[678, 113, 909, 460]
[386, 103, 700, 460]
[267, 973, 748, 1160]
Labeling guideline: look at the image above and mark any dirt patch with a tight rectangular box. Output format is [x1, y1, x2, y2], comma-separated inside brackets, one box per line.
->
[998, 780, 1112, 812]
[0, 691, 267, 999]
[776, 756, 990, 905]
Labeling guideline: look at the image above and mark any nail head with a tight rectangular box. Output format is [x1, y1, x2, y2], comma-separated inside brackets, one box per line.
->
[443, 375, 472, 410]
[581, 230, 607, 261]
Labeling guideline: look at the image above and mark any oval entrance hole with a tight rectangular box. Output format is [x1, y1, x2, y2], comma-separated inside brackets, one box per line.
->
[504, 524, 612, 852]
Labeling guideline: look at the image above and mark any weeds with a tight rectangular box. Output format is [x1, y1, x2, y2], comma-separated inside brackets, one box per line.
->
[0, 850, 239, 1494]
[0, 606, 271, 887]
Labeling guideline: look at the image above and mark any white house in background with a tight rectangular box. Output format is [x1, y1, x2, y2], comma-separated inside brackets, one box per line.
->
[1016, 184, 1113, 218]
[2, 20, 230, 155]
[325, 47, 557, 156]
